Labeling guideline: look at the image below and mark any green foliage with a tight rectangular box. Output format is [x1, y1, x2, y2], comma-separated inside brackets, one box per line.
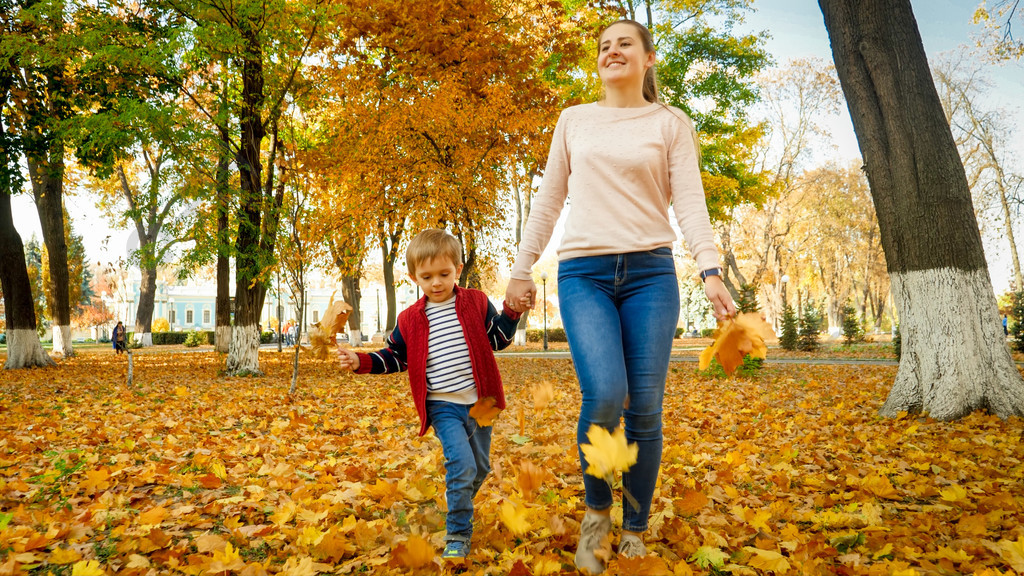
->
[1009, 291, 1024, 353]
[184, 330, 207, 347]
[699, 355, 764, 379]
[798, 305, 821, 352]
[736, 282, 760, 313]
[841, 302, 864, 345]
[780, 304, 798, 351]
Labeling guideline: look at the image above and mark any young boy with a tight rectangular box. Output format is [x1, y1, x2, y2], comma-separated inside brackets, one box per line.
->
[336, 229, 521, 560]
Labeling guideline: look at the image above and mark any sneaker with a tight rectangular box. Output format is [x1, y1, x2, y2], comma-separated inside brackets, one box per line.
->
[574, 510, 612, 575]
[442, 540, 469, 561]
[618, 533, 647, 558]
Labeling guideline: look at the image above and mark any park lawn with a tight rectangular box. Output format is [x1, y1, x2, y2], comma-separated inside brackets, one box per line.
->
[1, 352, 1022, 575]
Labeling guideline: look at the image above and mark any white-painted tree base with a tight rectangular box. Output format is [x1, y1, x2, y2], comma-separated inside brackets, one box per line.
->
[4, 329, 56, 369]
[51, 324, 74, 357]
[348, 328, 362, 347]
[215, 326, 231, 353]
[226, 324, 262, 376]
[881, 268, 1024, 420]
[514, 328, 527, 346]
[134, 332, 152, 347]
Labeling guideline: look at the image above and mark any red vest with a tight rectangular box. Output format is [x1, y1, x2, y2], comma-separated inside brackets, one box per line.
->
[399, 288, 507, 436]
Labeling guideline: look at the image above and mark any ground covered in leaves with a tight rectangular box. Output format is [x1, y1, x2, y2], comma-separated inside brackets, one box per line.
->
[1, 351, 1022, 575]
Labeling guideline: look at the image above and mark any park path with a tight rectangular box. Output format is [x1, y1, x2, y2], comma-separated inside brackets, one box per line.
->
[494, 350, 899, 365]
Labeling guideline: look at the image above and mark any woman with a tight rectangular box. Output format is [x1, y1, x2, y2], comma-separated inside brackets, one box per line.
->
[112, 321, 126, 355]
[505, 19, 736, 573]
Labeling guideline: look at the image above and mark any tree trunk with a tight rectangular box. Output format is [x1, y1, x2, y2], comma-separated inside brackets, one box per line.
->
[215, 80, 232, 353]
[27, 154, 73, 357]
[1, 193, 55, 369]
[380, 230, 401, 333]
[340, 274, 362, 345]
[225, 21, 268, 375]
[819, 0, 1024, 420]
[133, 264, 156, 346]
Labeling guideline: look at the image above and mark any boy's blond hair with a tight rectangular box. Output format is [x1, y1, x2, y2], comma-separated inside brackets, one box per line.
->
[406, 229, 463, 275]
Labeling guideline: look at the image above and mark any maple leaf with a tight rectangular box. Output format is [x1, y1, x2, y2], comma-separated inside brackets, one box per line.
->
[689, 546, 728, 569]
[208, 542, 246, 572]
[677, 490, 709, 515]
[743, 547, 791, 573]
[615, 555, 672, 575]
[698, 312, 773, 375]
[939, 484, 968, 502]
[391, 535, 435, 569]
[308, 293, 353, 360]
[469, 396, 501, 427]
[81, 468, 110, 494]
[580, 425, 637, 479]
[516, 460, 546, 500]
[499, 500, 531, 535]
[125, 555, 150, 569]
[71, 560, 106, 576]
[998, 535, 1024, 571]
[49, 547, 82, 564]
[531, 380, 554, 411]
[278, 557, 330, 576]
[137, 506, 169, 526]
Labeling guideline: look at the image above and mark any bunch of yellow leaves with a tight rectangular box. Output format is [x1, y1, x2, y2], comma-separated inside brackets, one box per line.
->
[308, 292, 353, 360]
[698, 312, 774, 376]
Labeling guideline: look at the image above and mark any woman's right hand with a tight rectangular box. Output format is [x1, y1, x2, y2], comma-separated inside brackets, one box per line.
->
[505, 278, 537, 313]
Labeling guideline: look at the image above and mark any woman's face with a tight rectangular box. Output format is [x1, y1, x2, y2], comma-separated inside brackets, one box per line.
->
[597, 23, 654, 89]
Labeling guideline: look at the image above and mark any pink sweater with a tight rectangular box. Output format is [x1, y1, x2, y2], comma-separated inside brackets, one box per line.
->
[510, 102, 720, 280]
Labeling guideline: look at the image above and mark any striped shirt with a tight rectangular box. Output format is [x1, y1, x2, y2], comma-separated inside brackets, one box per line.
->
[424, 296, 478, 405]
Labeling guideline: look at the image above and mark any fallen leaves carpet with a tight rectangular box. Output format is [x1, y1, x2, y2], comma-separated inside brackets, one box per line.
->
[0, 352, 1022, 575]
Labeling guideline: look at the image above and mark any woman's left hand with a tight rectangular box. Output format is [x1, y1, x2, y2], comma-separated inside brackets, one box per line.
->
[703, 276, 737, 321]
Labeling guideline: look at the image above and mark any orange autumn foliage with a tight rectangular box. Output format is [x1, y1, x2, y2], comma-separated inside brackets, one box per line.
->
[699, 312, 775, 375]
[0, 351, 1021, 575]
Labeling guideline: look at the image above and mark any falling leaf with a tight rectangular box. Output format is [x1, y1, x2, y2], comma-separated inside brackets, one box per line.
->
[698, 312, 773, 375]
[469, 396, 502, 427]
[743, 547, 791, 573]
[517, 460, 546, 500]
[531, 380, 554, 410]
[391, 535, 435, 568]
[499, 500, 531, 535]
[580, 425, 637, 479]
[308, 293, 353, 360]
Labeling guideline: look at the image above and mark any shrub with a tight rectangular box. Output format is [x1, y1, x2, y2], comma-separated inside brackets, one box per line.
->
[779, 304, 798, 351]
[152, 318, 170, 333]
[701, 328, 715, 338]
[260, 331, 275, 344]
[841, 302, 864, 345]
[526, 328, 567, 343]
[184, 330, 206, 347]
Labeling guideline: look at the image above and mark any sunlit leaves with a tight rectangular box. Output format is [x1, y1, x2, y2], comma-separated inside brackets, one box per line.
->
[580, 425, 637, 480]
[469, 396, 502, 427]
[699, 312, 773, 375]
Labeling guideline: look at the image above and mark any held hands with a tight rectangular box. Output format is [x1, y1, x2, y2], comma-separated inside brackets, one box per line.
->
[336, 344, 359, 371]
[703, 275, 737, 321]
[505, 278, 537, 313]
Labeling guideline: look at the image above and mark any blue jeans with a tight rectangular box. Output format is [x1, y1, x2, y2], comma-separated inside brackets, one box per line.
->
[426, 400, 492, 543]
[558, 248, 679, 532]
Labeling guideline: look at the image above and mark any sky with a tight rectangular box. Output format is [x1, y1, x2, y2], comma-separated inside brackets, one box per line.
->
[11, 0, 1024, 291]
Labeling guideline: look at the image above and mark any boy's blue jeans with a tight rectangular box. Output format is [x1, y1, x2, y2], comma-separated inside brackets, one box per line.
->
[426, 400, 492, 544]
[558, 248, 680, 533]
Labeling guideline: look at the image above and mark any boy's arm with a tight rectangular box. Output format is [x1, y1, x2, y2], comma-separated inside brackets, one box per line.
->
[350, 325, 409, 374]
[486, 301, 522, 351]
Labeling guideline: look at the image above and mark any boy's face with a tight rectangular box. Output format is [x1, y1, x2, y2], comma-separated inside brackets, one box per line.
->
[410, 256, 463, 303]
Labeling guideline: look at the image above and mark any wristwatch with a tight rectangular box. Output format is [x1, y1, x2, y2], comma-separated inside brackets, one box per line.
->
[699, 267, 722, 282]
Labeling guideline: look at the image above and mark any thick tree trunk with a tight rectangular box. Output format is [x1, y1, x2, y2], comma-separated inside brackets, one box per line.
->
[340, 274, 362, 345]
[1, 194, 55, 369]
[820, 0, 1024, 419]
[215, 85, 232, 354]
[134, 264, 156, 346]
[27, 155, 73, 357]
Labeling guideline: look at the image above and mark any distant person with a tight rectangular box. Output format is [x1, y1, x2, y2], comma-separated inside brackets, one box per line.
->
[504, 19, 736, 573]
[112, 321, 127, 355]
[1004, 315, 1009, 336]
[336, 229, 521, 561]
